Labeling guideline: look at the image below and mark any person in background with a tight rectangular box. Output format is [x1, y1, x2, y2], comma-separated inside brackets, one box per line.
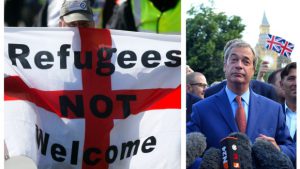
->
[187, 39, 295, 164]
[186, 65, 200, 122]
[186, 72, 208, 99]
[59, 0, 95, 28]
[107, 0, 180, 34]
[268, 68, 285, 104]
[280, 62, 297, 142]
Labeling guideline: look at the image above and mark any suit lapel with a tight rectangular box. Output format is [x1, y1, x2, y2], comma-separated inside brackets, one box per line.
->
[246, 90, 260, 138]
[215, 89, 238, 132]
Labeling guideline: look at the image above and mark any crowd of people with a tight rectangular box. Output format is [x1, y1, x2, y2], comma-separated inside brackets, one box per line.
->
[186, 39, 297, 168]
[4, 0, 181, 34]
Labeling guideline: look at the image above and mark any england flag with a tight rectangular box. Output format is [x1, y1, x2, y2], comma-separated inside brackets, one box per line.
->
[4, 27, 181, 169]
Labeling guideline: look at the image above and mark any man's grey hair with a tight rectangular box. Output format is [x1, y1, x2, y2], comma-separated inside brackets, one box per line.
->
[223, 39, 257, 68]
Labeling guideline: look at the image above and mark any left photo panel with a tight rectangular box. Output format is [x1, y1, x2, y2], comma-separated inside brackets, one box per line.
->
[4, 0, 182, 169]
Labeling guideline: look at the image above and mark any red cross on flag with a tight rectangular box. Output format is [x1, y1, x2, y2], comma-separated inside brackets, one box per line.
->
[4, 27, 181, 169]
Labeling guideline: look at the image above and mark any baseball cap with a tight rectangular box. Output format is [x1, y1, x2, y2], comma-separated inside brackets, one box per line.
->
[60, 0, 94, 23]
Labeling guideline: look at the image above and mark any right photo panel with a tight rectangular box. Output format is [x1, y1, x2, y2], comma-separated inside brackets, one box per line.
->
[186, 0, 297, 168]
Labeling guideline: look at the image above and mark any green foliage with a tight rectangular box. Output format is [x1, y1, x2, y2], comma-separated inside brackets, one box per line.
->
[186, 4, 245, 84]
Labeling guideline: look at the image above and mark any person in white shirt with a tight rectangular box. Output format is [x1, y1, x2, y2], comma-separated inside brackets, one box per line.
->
[280, 62, 296, 141]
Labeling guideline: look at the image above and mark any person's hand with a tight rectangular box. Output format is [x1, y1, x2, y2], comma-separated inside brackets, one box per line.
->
[257, 134, 280, 150]
[257, 61, 269, 82]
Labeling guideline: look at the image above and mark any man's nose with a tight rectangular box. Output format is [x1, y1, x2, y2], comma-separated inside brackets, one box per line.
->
[235, 60, 243, 68]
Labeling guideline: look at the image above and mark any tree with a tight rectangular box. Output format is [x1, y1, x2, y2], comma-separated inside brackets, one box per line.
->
[186, 4, 245, 84]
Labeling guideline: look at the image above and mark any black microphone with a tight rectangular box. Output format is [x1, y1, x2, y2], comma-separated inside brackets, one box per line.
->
[252, 139, 294, 169]
[220, 136, 241, 169]
[186, 132, 207, 167]
[199, 147, 222, 169]
[228, 132, 253, 169]
[220, 132, 253, 169]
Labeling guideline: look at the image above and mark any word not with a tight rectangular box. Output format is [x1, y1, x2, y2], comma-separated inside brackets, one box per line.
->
[60, 94, 136, 119]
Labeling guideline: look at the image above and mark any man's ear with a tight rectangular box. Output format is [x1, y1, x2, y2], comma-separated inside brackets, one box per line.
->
[186, 84, 192, 92]
[223, 63, 226, 72]
[280, 80, 284, 89]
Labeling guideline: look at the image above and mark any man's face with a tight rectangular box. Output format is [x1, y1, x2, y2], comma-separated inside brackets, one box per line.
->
[280, 68, 296, 100]
[60, 20, 95, 28]
[224, 47, 255, 86]
[188, 75, 208, 99]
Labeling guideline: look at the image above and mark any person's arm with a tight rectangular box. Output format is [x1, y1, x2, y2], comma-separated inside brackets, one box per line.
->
[256, 61, 269, 82]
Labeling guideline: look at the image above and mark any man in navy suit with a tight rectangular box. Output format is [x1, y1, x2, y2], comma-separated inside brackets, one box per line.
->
[187, 39, 295, 164]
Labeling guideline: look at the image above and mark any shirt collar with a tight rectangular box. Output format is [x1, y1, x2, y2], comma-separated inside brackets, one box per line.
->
[225, 86, 250, 106]
[284, 102, 296, 114]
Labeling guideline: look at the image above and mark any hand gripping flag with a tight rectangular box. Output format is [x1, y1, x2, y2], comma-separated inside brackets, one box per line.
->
[265, 34, 295, 58]
[4, 27, 181, 169]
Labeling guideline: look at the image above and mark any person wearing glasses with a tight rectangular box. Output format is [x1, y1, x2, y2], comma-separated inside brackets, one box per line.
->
[187, 72, 208, 99]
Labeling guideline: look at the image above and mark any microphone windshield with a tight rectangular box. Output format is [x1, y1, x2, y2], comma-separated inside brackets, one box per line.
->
[200, 147, 222, 169]
[186, 132, 207, 167]
[220, 136, 241, 169]
[252, 139, 294, 169]
[228, 132, 253, 169]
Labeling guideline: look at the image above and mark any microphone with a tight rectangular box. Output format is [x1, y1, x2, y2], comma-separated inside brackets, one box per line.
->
[252, 139, 294, 169]
[199, 147, 222, 169]
[220, 136, 241, 169]
[227, 132, 253, 169]
[220, 132, 253, 169]
[186, 132, 207, 167]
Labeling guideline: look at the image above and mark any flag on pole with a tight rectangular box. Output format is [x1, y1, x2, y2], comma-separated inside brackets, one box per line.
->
[4, 27, 181, 169]
[265, 34, 294, 58]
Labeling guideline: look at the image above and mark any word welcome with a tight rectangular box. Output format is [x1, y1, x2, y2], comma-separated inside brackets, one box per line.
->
[36, 125, 157, 166]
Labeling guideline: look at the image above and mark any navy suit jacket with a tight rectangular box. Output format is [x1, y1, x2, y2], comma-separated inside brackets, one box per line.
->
[187, 88, 295, 163]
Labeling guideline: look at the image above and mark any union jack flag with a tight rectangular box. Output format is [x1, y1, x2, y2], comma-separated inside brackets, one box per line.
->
[265, 34, 294, 58]
[279, 40, 295, 57]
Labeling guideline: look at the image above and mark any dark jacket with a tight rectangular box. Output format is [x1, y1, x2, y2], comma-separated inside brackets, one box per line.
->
[186, 92, 201, 123]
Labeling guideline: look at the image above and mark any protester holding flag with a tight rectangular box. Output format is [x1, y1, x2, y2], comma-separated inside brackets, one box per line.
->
[59, 0, 95, 28]
[4, 25, 181, 168]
